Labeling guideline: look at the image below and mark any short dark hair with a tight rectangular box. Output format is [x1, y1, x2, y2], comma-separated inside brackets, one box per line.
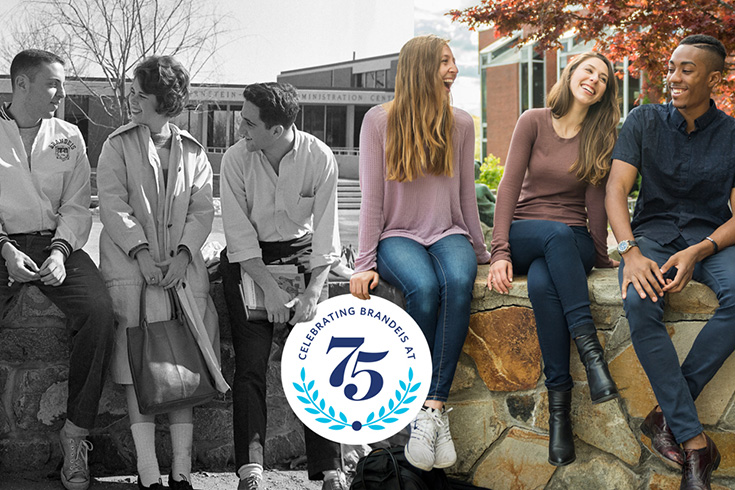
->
[242, 82, 299, 129]
[10, 49, 65, 90]
[133, 55, 190, 117]
[679, 34, 727, 72]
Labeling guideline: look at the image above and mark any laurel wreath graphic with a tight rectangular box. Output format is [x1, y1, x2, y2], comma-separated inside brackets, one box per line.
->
[293, 366, 422, 431]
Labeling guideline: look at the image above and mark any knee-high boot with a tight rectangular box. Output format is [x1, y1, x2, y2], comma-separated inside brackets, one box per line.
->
[574, 333, 619, 404]
[548, 390, 575, 466]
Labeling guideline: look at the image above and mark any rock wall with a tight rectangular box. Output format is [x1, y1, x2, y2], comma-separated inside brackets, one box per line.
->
[450, 266, 735, 490]
[2, 268, 735, 490]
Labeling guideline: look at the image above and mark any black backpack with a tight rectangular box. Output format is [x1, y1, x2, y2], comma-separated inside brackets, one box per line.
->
[350, 446, 492, 490]
[350, 447, 431, 490]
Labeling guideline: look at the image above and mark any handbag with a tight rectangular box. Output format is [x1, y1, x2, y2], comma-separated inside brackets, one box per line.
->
[127, 284, 217, 415]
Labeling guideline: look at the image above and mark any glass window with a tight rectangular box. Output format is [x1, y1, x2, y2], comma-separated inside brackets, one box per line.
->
[353, 105, 372, 148]
[352, 73, 363, 88]
[365, 71, 376, 88]
[520, 63, 529, 112]
[231, 106, 243, 144]
[375, 70, 386, 89]
[325, 106, 347, 147]
[532, 61, 545, 108]
[302, 105, 326, 142]
[208, 105, 229, 149]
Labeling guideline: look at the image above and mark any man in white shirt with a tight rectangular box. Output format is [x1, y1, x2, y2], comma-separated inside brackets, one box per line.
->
[0, 49, 114, 490]
[219, 83, 344, 490]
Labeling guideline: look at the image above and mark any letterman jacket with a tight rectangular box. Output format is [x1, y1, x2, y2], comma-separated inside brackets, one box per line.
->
[0, 103, 92, 257]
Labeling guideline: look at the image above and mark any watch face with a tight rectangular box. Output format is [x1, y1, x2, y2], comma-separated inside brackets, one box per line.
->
[618, 241, 628, 253]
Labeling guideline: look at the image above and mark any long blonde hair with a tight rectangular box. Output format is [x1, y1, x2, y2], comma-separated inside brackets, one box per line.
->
[547, 51, 620, 186]
[385, 35, 455, 182]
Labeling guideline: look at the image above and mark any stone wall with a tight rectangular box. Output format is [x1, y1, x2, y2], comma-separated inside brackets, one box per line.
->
[2, 269, 735, 490]
[448, 266, 735, 490]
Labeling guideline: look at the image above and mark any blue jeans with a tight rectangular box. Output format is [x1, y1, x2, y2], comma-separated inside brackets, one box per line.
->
[508, 220, 596, 391]
[377, 234, 477, 401]
[620, 235, 735, 443]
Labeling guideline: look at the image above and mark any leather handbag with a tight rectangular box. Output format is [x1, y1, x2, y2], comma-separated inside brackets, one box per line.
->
[127, 284, 217, 415]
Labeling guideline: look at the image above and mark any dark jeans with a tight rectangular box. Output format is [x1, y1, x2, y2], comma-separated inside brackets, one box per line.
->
[508, 220, 596, 391]
[219, 241, 341, 480]
[620, 235, 735, 443]
[376, 234, 477, 401]
[0, 234, 114, 430]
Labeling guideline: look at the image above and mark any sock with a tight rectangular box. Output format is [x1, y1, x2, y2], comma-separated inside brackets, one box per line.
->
[131, 422, 160, 487]
[170, 423, 193, 482]
[238, 463, 263, 481]
[62, 419, 90, 438]
[323, 469, 343, 481]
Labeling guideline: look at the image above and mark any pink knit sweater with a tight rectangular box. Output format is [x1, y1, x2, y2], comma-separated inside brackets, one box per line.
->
[490, 108, 614, 268]
[354, 105, 490, 273]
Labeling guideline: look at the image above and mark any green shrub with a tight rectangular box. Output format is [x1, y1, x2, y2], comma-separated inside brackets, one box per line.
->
[475, 154, 504, 190]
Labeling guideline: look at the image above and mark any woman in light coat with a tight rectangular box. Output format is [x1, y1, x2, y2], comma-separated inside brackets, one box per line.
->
[98, 55, 222, 490]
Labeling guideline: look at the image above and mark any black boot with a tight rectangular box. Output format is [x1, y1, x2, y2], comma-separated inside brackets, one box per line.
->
[548, 390, 575, 466]
[574, 333, 619, 404]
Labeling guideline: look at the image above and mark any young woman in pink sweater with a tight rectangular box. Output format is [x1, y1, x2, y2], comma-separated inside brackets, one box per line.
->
[489, 52, 620, 466]
[350, 35, 490, 471]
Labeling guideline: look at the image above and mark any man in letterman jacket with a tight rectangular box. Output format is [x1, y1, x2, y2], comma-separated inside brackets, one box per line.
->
[0, 49, 114, 490]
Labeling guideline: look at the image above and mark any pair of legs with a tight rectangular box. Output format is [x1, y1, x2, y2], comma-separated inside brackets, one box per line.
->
[508, 220, 596, 391]
[219, 243, 341, 482]
[0, 234, 115, 488]
[376, 234, 477, 404]
[376, 234, 476, 471]
[621, 236, 735, 445]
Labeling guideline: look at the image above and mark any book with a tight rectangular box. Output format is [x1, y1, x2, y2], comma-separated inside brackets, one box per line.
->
[239, 265, 306, 319]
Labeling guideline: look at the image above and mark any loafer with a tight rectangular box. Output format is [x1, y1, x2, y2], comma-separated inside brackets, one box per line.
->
[640, 407, 685, 468]
[169, 472, 195, 490]
[680, 433, 721, 490]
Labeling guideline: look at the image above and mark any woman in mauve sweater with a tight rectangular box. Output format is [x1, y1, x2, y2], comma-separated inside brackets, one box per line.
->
[489, 52, 620, 467]
[350, 34, 490, 471]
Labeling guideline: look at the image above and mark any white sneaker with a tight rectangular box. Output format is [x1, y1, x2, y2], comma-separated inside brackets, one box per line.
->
[404, 407, 439, 471]
[434, 407, 457, 468]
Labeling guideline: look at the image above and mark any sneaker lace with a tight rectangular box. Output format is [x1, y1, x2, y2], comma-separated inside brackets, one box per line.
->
[66, 438, 93, 476]
[411, 408, 438, 442]
[435, 407, 453, 443]
[243, 475, 261, 490]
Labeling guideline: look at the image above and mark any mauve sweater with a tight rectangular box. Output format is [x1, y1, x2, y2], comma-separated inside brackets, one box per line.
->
[354, 105, 490, 273]
[489, 108, 613, 268]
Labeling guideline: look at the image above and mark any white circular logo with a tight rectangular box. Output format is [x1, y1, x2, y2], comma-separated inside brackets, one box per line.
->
[281, 294, 431, 445]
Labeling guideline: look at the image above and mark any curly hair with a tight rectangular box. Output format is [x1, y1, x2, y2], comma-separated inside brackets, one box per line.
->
[133, 55, 190, 117]
[242, 82, 300, 129]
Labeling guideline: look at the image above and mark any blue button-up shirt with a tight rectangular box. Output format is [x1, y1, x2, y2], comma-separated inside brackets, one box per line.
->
[612, 100, 735, 246]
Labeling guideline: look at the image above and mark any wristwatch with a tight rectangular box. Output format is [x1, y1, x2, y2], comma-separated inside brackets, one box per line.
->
[617, 239, 639, 255]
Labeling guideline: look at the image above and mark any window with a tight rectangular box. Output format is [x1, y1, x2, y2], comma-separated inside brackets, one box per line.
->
[326, 106, 347, 147]
[172, 104, 204, 142]
[520, 47, 545, 113]
[302, 105, 326, 142]
[206, 104, 242, 151]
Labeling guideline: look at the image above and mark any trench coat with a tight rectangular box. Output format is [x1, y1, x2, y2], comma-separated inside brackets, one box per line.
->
[97, 122, 226, 391]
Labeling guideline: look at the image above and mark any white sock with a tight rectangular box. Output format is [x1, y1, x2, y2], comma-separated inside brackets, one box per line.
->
[170, 423, 193, 482]
[131, 422, 160, 487]
[323, 469, 343, 481]
[238, 463, 263, 481]
[62, 419, 89, 438]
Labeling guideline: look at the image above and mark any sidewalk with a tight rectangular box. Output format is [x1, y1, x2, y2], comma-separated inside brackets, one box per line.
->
[2, 470, 321, 490]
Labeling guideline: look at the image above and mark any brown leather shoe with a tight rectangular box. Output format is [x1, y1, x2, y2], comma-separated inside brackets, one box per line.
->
[640, 407, 685, 468]
[680, 433, 721, 490]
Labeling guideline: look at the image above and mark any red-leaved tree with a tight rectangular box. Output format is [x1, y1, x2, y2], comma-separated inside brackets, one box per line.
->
[450, 0, 735, 115]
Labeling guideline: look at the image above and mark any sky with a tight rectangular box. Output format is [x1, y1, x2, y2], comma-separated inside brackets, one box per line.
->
[0, 0, 482, 115]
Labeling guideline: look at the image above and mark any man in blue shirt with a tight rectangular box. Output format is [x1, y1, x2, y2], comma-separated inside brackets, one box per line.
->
[606, 35, 734, 489]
